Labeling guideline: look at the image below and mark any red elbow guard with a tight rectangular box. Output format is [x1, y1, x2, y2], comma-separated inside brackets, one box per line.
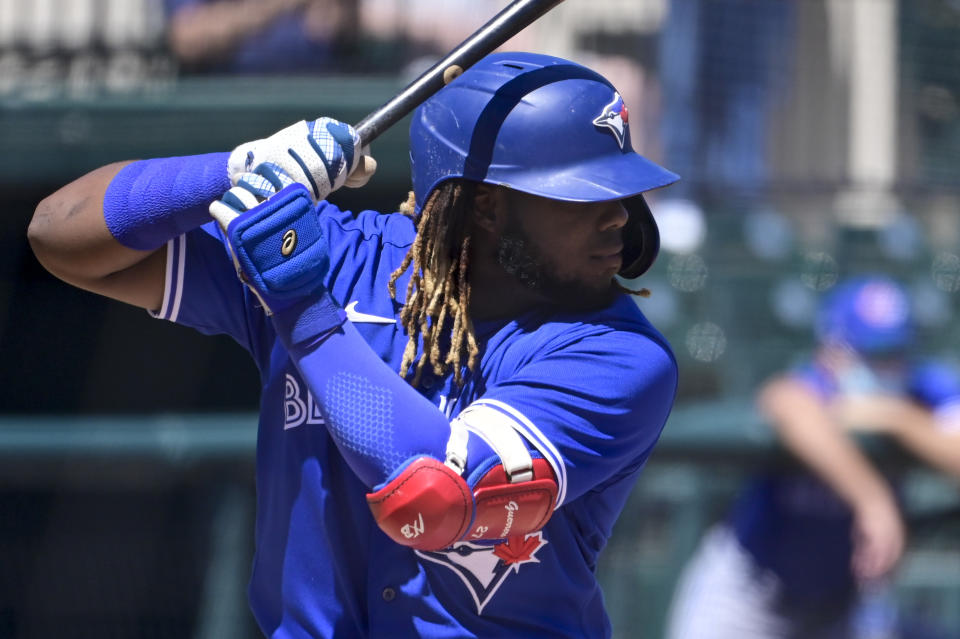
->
[366, 457, 473, 551]
[367, 457, 558, 551]
[464, 458, 557, 542]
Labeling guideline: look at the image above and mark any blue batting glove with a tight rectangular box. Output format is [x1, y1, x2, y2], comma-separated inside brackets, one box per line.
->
[209, 163, 329, 315]
[227, 117, 376, 203]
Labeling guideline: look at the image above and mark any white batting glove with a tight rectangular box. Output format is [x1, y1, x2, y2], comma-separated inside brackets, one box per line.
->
[228, 117, 377, 203]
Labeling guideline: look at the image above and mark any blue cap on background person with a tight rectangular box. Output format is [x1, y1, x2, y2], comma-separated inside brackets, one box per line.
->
[816, 275, 914, 356]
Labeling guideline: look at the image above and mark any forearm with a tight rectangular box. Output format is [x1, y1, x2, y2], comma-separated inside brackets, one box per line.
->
[761, 380, 896, 512]
[835, 395, 960, 479]
[272, 296, 492, 488]
[890, 412, 960, 478]
[779, 415, 895, 508]
[29, 152, 231, 309]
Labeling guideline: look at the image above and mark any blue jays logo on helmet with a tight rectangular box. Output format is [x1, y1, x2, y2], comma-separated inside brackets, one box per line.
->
[592, 92, 629, 150]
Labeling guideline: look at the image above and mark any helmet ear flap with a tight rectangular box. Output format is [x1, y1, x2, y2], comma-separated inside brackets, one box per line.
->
[619, 195, 660, 279]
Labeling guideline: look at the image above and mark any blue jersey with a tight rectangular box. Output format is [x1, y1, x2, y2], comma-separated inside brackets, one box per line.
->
[730, 356, 960, 604]
[153, 202, 678, 638]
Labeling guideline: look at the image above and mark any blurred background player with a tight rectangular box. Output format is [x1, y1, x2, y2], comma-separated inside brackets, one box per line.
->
[665, 275, 960, 639]
[164, 0, 354, 74]
[163, 0, 540, 78]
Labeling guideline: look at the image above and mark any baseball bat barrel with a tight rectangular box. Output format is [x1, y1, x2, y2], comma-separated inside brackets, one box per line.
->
[354, 0, 566, 147]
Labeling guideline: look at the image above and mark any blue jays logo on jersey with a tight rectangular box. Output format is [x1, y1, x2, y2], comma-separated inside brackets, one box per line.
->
[417, 533, 548, 614]
[593, 92, 629, 150]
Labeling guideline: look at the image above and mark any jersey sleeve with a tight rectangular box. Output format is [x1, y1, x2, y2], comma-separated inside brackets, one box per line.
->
[150, 222, 259, 351]
[460, 330, 678, 507]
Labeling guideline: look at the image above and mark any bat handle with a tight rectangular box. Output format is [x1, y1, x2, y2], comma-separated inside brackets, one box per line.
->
[354, 0, 566, 147]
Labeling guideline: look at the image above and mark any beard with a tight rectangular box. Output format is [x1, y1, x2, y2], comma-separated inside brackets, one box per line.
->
[496, 217, 619, 312]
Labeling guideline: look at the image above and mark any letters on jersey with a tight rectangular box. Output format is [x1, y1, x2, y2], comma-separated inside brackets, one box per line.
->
[284, 373, 325, 429]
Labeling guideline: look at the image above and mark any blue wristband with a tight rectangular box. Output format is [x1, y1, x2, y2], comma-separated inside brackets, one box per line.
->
[103, 152, 231, 250]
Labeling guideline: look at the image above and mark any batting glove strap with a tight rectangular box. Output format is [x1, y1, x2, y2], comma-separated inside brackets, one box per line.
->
[225, 183, 329, 313]
[366, 457, 556, 551]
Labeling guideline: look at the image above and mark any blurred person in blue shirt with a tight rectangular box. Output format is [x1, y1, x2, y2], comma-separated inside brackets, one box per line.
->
[164, 0, 354, 74]
[162, 0, 498, 77]
[666, 275, 960, 639]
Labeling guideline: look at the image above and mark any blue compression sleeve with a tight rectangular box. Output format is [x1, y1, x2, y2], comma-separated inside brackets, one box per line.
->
[103, 152, 231, 250]
[273, 295, 495, 489]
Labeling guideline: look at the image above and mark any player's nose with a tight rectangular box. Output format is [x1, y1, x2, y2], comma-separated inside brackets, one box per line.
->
[595, 200, 628, 232]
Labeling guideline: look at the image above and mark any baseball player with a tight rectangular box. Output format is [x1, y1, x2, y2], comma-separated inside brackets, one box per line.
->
[29, 52, 679, 637]
[666, 276, 960, 639]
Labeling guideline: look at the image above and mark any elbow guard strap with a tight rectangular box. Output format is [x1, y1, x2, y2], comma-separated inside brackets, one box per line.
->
[367, 457, 557, 551]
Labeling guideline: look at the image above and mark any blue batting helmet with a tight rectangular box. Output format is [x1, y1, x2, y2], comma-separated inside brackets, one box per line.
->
[409, 52, 679, 278]
[816, 276, 914, 355]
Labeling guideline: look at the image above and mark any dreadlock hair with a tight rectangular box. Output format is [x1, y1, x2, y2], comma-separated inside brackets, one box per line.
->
[388, 179, 480, 389]
[614, 281, 651, 298]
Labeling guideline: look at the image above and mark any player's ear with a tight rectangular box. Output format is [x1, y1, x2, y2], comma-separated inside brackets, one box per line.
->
[471, 184, 503, 233]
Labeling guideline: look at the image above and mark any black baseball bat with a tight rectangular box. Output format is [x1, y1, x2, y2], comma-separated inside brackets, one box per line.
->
[354, 0, 567, 147]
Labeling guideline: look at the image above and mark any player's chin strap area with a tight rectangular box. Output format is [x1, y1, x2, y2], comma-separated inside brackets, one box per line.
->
[367, 409, 558, 551]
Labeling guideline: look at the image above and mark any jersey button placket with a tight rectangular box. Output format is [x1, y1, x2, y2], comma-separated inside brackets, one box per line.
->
[381, 587, 396, 602]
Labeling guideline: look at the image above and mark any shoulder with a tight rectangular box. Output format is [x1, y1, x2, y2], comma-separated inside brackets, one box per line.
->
[467, 295, 679, 488]
[909, 358, 960, 407]
[535, 295, 674, 363]
[487, 295, 678, 399]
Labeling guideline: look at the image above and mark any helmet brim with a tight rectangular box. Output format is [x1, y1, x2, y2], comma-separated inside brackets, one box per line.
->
[483, 147, 680, 204]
